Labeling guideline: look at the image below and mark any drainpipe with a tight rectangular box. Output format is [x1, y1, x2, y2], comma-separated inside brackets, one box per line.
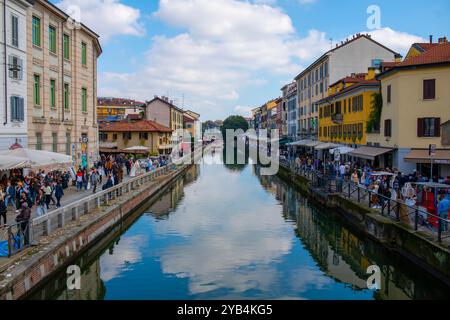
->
[3, 0, 8, 125]
[61, 20, 64, 122]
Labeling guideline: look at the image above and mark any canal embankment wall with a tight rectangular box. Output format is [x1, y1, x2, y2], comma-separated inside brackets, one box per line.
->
[277, 165, 450, 284]
[0, 164, 193, 300]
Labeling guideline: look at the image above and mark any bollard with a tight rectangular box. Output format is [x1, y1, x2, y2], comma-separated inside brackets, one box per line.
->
[45, 218, 51, 236]
[438, 219, 442, 243]
[59, 210, 65, 228]
[415, 208, 419, 231]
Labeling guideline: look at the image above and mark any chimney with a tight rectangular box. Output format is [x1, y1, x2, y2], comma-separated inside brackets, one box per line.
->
[430, 35, 433, 44]
[438, 37, 448, 43]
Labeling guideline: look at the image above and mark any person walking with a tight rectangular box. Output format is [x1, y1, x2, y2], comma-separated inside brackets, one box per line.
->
[5, 181, 15, 210]
[54, 180, 64, 208]
[35, 189, 46, 217]
[43, 182, 52, 210]
[16, 202, 31, 246]
[0, 197, 7, 227]
[90, 169, 100, 194]
[76, 170, 83, 191]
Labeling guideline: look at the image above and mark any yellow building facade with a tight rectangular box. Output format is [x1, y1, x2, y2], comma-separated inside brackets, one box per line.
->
[318, 69, 380, 146]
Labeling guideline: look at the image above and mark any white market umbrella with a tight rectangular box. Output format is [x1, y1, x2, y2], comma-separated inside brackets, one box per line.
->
[0, 148, 72, 168]
[0, 155, 29, 171]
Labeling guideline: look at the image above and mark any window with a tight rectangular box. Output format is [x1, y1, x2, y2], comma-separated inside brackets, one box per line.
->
[99, 133, 108, 142]
[139, 132, 149, 140]
[50, 80, 56, 109]
[52, 133, 58, 152]
[8, 55, 22, 80]
[63, 34, 70, 60]
[384, 119, 392, 137]
[32, 16, 41, 47]
[387, 85, 392, 103]
[49, 25, 57, 54]
[34, 74, 41, 105]
[423, 79, 436, 100]
[82, 87, 87, 113]
[123, 132, 132, 140]
[11, 15, 19, 47]
[81, 42, 87, 65]
[112, 133, 117, 141]
[64, 83, 69, 110]
[66, 132, 71, 155]
[418, 118, 440, 137]
[36, 133, 42, 150]
[10, 96, 24, 122]
[324, 62, 328, 77]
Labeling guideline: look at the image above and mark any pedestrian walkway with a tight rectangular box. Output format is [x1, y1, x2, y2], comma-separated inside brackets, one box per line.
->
[3, 175, 132, 227]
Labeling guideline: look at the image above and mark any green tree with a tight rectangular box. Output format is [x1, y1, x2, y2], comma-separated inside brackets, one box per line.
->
[221, 115, 249, 139]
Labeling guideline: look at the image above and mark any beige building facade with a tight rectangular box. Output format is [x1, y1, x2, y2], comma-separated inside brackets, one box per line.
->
[367, 41, 450, 176]
[27, 0, 101, 167]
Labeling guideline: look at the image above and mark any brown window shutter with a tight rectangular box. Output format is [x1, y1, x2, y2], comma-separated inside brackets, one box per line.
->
[430, 80, 436, 99]
[423, 79, 436, 99]
[417, 118, 424, 137]
[435, 118, 441, 137]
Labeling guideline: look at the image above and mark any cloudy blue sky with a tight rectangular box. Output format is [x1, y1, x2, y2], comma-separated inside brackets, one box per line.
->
[52, 0, 450, 120]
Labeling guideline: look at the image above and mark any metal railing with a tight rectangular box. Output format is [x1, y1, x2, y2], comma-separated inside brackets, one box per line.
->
[281, 161, 450, 243]
[0, 221, 33, 258]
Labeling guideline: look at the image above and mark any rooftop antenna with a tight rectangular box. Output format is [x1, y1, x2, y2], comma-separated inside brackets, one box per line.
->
[329, 38, 333, 50]
[182, 94, 185, 109]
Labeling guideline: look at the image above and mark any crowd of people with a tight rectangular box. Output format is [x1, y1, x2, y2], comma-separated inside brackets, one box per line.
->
[282, 149, 450, 230]
[0, 153, 172, 229]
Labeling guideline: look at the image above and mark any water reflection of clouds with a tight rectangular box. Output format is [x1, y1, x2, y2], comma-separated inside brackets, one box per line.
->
[100, 235, 147, 282]
[152, 163, 298, 297]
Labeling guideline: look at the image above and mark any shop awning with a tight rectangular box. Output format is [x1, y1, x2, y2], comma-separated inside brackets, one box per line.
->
[348, 146, 394, 161]
[305, 141, 322, 148]
[329, 146, 355, 155]
[315, 143, 341, 150]
[404, 149, 450, 164]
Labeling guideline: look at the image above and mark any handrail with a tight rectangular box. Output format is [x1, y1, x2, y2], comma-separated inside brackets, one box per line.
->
[281, 160, 450, 243]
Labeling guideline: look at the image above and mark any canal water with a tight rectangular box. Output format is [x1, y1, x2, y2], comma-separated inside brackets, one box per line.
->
[27, 151, 450, 300]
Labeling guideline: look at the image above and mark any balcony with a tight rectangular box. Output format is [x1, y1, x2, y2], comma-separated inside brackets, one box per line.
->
[331, 113, 343, 124]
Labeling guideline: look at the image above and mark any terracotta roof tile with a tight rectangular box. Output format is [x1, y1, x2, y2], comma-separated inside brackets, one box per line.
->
[100, 120, 172, 133]
[399, 42, 450, 67]
[414, 43, 440, 52]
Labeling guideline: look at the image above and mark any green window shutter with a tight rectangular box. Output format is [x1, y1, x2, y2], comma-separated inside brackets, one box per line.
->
[49, 26, 56, 53]
[50, 80, 56, 108]
[82, 42, 87, 65]
[64, 84, 70, 110]
[34, 75, 40, 105]
[63, 34, 70, 60]
[32, 16, 41, 47]
[82, 88, 87, 112]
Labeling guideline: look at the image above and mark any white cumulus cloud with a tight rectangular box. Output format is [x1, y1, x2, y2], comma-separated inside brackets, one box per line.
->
[55, 0, 145, 42]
